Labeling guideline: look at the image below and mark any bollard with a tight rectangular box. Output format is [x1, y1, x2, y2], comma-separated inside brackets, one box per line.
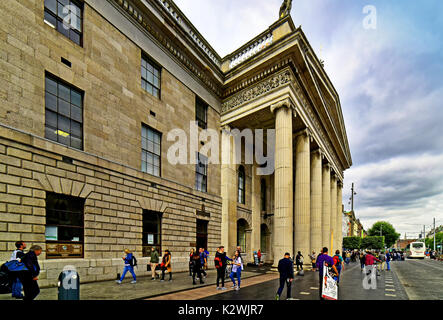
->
[58, 268, 80, 300]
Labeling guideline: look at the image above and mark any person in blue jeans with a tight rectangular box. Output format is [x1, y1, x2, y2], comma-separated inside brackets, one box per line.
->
[10, 241, 26, 299]
[116, 249, 137, 284]
[229, 250, 243, 291]
[386, 252, 391, 271]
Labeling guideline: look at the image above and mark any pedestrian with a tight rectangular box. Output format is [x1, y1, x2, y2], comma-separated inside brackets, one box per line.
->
[150, 247, 160, 280]
[360, 251, 366, 271]
[364, 250, 381, 277]
[275, 252, 294, 300]
[116, 249, 137, 284]
[10, 241, 26, 299]
[316, 247, 338, 300]
[345, 251, 351, 265]
[333, 250, 344, 284]
[309, 251, 317, 271]
[160, 250, 172, 282]
[236, 246, 242, 259]
[295, 251, 304, 271]
[378, 251, 386, 271]
[386, 251, 391, 271]
[189, 248, 195, 276]
[214, 246, 232, 291]
[199, 248, 208, 278]
[229, 250, 243, 291]
[204, 248, 210, 270]
[191, 251, 204, 285]
[19, 245, 42, 301]
[257, 250, 262, 264]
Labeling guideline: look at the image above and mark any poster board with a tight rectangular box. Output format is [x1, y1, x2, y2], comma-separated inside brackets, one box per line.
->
[322, 262, 338, 300]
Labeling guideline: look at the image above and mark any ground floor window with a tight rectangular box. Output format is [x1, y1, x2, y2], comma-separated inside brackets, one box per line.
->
[45, 192, 85, 259]
[143, 210, 162, 257]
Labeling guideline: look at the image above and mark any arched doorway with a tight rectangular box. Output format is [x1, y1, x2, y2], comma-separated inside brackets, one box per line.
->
[237, 219, 251, 261]
[260, 224, 271, 262]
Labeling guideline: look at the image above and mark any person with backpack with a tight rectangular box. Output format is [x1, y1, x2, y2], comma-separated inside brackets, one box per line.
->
[160, 250, 172, 282]
[150, 247, 160, 280]
[116, 249, 137, 284]
[19, 245, 42, 301]
[275, 252, 294, 300]
[333, 250, 344, 284]
[214, 246, 232, 291]
[191, 251, 204, 285]
[10, 241, 26, 299]
[229, 250, 243, 291]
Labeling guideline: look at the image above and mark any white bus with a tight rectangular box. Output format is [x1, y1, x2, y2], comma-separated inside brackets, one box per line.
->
[405, 242, 426, 259]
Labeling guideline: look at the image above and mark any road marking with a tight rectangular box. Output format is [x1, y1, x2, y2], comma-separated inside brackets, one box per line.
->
[385, 293, 397, 297]
[300, 292, 311, 295]
[385, 284, 394, 287]
[385, 289, 396, 292]
[310, 287, 318, 290]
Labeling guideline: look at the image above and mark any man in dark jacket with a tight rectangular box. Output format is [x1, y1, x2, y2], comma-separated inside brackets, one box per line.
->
[275, 253, 294, 300]
[191, 252, 204, 285]
[19, 245, 42, 301]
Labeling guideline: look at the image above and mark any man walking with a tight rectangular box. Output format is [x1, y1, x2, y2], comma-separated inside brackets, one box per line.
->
[275, 253, 294, 300]
[20, 245, 42, 301]
[199, 248, 208, 278]
[333, 250, 344, 284]
[10, 241, 26, 299]
[150, 247, 160, 280]
[386, 251, 392, 271]
[316, 247, 338, 300]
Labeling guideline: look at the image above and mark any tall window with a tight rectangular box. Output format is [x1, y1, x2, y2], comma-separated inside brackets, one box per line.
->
[195, 97, 208, 129]
[141, 55, 161, 98]
[142, 125, 161, 177]
[44, 0, 83, 46]
[142, 210, 162, 257]
[260, 179, 266, 212]
[45, 193, 84, 258]
[196, 219, 208, 251]
[45, 74, 83, 150]
[238, 166, 245, 204]
[196, 153, 208, 193]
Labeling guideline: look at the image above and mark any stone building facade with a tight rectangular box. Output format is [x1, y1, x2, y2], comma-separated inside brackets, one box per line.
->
[0, 0, 351, 286]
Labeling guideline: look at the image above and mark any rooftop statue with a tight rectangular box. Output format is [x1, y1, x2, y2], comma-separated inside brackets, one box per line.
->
[279, 0, 292, 19]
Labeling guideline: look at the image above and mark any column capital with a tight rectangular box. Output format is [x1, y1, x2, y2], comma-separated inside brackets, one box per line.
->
[270, 98, 294, 114]
[311, 148, 322, 156]
[294, 128, 313, 141]
[322, 162, 331, 170]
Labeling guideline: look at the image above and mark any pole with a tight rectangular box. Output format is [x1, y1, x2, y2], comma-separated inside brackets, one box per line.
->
[434, 218, 436, 251]
[351, 183, 354, 212]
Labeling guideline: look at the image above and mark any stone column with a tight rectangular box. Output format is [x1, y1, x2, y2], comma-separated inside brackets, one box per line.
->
[310, 150, 322, 255]
[251, 163, 261, 258]
[294, 131, 310, 258]
[336, 182, 343, 251]
[330, 175, 337, 253]
[321, 164, 331, 249]
[271, 100, 294, 267]
[221, 126, 238, 254]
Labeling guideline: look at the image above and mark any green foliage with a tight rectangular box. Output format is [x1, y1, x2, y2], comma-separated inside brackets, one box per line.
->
[367, 221, 400, 248]
[343, 237, 361, 249]
[425, 232, 443, 249]
[361, 236, 385, 250]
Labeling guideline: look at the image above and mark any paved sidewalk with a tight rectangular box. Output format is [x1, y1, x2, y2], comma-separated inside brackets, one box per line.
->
[0, 267, 268, 300]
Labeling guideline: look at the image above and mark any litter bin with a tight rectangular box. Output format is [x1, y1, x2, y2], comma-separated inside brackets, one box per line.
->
[58, 268, 80, 300]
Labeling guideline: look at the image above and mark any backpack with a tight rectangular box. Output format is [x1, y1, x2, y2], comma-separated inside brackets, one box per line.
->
[214, 256, 223, 269]
[333, 255, 341, 266]
[131, 256, 137, 267]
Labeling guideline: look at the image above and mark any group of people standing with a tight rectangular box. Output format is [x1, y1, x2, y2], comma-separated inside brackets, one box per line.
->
[3, 241, 42, 301]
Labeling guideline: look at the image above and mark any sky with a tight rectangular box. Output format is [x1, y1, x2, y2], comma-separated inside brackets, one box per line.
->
[174, 0, 443, 238]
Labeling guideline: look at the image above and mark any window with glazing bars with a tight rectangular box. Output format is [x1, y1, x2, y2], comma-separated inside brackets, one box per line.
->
[141, 55, 161, 98]
[44, 0, 83, 46]
[196, 153, 208, 193]
[45, 74, 83, 150]
[196, 97, 208, 129]
[142, 125, 161, 177]
[238, 166, 245, 204]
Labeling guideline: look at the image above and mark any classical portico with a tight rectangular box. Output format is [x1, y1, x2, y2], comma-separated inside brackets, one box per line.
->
[219, 10, 352, 266]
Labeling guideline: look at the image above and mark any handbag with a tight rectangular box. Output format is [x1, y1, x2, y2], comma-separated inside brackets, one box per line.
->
[4, 260, 28, 272]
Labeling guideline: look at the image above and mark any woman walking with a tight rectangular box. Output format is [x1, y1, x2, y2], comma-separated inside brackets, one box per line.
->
[160, 250, 172, 282]
[229, 250, 243, 291]
[295, 251, 304, 271]
[189, 248, 195, 277]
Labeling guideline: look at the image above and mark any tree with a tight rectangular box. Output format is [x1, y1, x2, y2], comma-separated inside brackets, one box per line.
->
[343, 237, 361, 250]
[425, 232, 443, 249]
[361, 236, 384, 250]
[367, 221, 400, 248]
